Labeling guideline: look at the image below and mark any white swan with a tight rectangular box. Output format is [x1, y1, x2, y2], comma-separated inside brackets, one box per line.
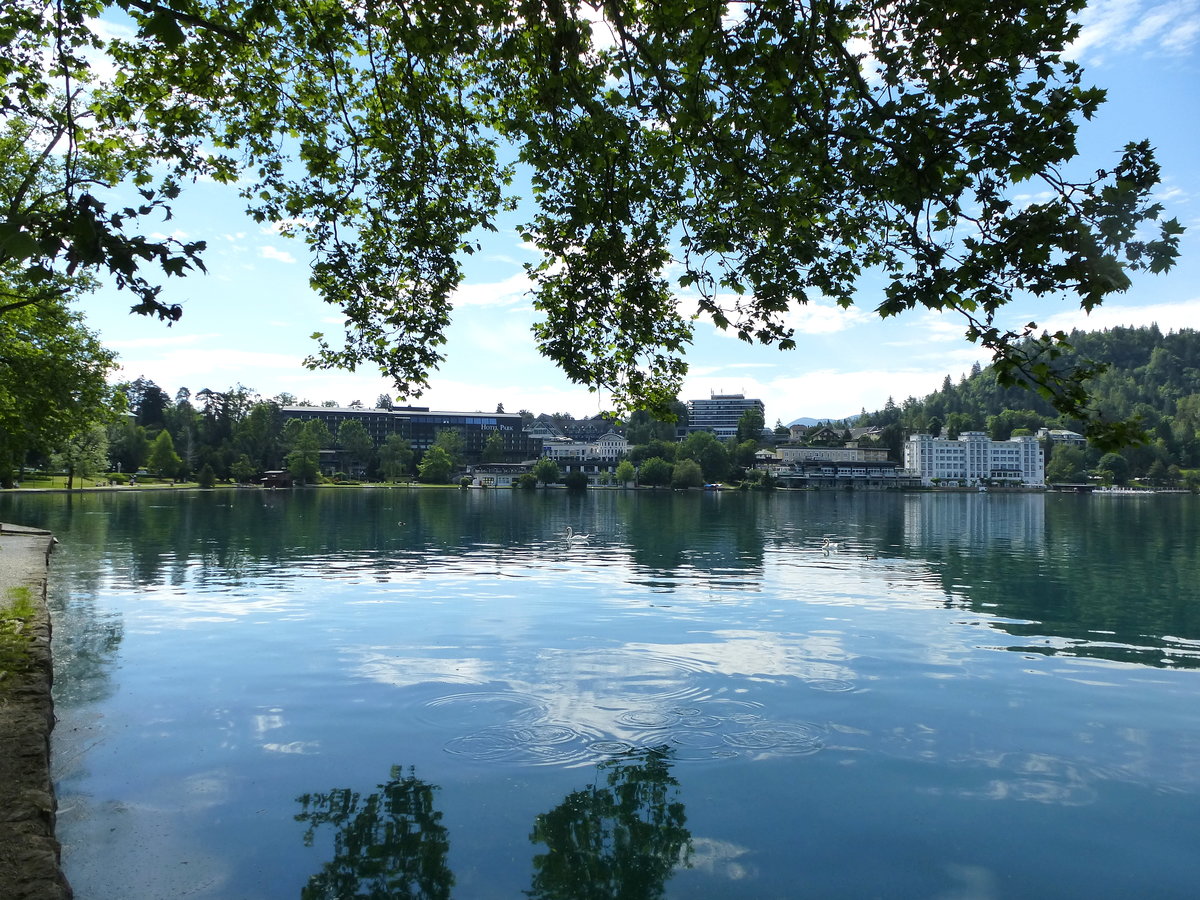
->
[565, 526, 590, 542]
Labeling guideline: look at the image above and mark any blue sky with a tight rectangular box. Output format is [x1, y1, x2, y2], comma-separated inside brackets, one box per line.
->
[82, 1, 1200, 425]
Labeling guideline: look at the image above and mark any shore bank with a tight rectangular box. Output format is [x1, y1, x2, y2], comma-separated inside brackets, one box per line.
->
[0, 524, 71, 899]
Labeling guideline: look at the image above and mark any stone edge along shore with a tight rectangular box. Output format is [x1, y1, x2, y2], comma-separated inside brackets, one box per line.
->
[0, 524, 72, 899]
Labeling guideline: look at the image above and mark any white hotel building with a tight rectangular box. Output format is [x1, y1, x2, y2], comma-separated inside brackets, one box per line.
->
[904, 432, 1044, 486]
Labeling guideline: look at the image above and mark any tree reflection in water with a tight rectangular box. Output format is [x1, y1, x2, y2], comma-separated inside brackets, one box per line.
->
[295, 765, 452, 899]
[528, 747, 693, 900]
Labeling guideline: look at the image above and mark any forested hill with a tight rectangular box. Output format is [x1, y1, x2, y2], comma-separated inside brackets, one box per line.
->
[858, 326, 1200, 479]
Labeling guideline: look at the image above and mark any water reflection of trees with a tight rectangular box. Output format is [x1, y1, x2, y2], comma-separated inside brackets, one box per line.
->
[296, 765, 453, 899]
[618, 493, 765, 579]
[926, 496, 1200, 668]
[293, 749, 691, 900]
[42, 495, 125, 704]
[528, 747, 692, 900]
[2, 489, 782, 589]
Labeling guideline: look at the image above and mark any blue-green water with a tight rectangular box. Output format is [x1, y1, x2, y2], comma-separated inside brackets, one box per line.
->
[3, 488, 1199, 898]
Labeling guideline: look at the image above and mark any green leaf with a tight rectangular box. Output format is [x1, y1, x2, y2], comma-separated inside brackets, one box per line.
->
[143, 11, 186, 48]
[0, 224, 40, 262]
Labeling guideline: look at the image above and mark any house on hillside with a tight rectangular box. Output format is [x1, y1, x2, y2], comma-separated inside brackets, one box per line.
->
[525, 416, 566, 443]
[563, 415, 622, 442]
[1037, 428, 1086, 447]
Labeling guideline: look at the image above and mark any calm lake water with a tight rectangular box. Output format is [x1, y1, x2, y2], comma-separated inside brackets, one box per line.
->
[3, 488, 1199, 898]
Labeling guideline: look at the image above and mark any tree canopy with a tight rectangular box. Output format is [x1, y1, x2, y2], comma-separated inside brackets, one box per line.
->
[0, 286, 117, 484]
[3, 0, 1183, 445]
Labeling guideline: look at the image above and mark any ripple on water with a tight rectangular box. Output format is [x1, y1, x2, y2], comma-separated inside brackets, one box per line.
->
[418, 691, 549, 729]
[445, 722, 601, 767]
[675, 713, 724, 729]
[588, 740, 637, 757]
[670, 730, 740, 761]
[616, 710, 682, 729]
[806, 678, 857, 693]
[428, 692, 824, 766]
[610, 700, 825, 761]
[724, 722, 826, 756]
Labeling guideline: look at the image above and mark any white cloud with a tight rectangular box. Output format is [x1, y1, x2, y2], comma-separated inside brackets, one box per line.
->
[149, 229, 190, 242]
[689, 363, 779, 376]
[782, 300, 872, 335]
[878, 308, 975, 347]
[104, 333, 223, 350]
[1035, 296, 1200, 335]
[694, 294, 871, 339]
[110, 347, 307, 393]
[259, 246, 297, 264]
[262, 218, 314, 235]
[1069, 0, 1200, 61]
[682, 366, 963, 422]
[451, 271, 532, 308]
[420, 378, 607, 416]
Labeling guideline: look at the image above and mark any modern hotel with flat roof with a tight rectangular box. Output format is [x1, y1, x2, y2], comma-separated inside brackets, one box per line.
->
[686, 393, 765, 440]
[279, 405, 541, 462]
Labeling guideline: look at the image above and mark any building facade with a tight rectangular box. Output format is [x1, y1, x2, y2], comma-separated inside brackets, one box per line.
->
[540, 432, 629, 478]
[778, 446, 891, 465]
[280, 405, 541, 463]
[542, 432, 628, 461]
[774, 459, 921, 489]
[687, 393, 765, 440]
[904, 432, 1045, 486]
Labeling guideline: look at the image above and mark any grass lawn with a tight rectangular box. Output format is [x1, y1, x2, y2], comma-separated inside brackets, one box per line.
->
[12, 474, 201, 491]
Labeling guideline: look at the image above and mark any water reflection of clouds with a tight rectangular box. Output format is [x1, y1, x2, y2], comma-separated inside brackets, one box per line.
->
[252, 709, 285, 739]
[338, 617, 1200, 794]
[342, 630, 859, 764]
[623, 632, 860, 683]
[119, 584, 304, 631]
[687, 837, 757, 880]
[931, 752, 1101, 807]
[352, 650, 493, 686]
[347, 629, 860, 697]
[251, 706, 320, 754]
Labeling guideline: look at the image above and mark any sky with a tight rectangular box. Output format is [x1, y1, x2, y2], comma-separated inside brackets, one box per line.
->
[79, 1, 1200, 426]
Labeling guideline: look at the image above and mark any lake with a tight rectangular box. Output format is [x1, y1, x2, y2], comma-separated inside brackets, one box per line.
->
[2, 488, 1199, 898]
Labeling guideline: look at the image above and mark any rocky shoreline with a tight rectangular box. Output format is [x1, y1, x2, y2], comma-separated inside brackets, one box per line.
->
[0, 524, 72, 899]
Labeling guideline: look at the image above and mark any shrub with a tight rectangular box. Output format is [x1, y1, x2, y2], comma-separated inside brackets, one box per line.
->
[0, 586, 37, 677]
